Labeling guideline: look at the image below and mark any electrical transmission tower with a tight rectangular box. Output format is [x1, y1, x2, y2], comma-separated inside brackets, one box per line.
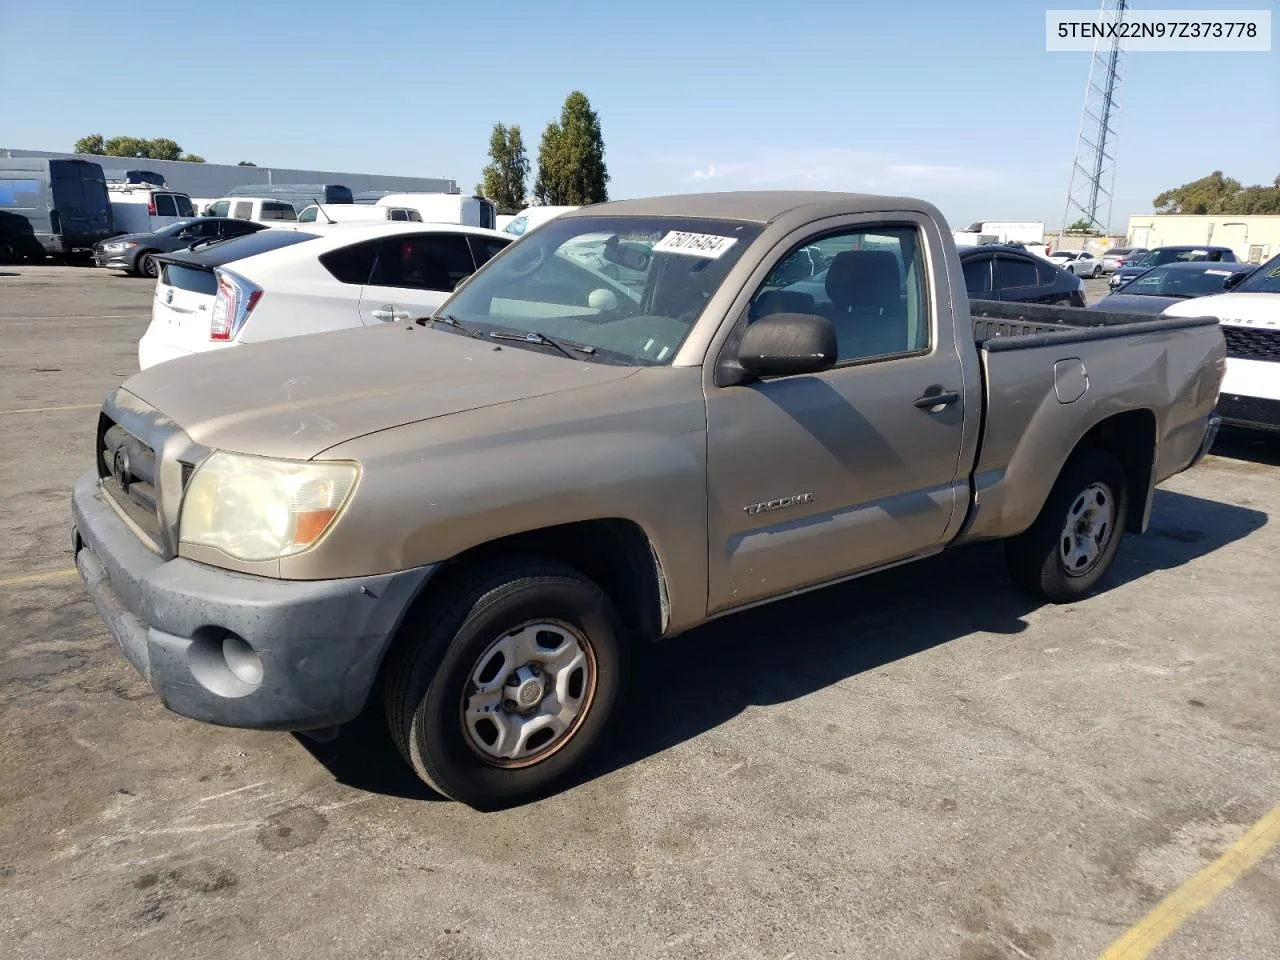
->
[1062, 0, 1128, 234]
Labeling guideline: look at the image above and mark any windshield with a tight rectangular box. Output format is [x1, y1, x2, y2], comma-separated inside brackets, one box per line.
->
[1137, 248, 1216, 267]
[1234, 256, 1280, 294]
[439, 215, 763, 365]
[1122, 265, 1245, 298]
[154, 219, 193, 237]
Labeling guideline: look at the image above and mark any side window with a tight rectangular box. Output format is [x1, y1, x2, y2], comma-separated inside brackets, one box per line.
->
[175, 196, 195, 217]
[153, 194, 178, 217]
[259, 201, 296, 221]
[748, 224, 929, 364]
[467, 234, 511, 268]
[231, 201, 253, 220]
[210, 200, 231, 218]
[371, 233, 477, 292]
[390, 209, 407, 222]
[319, 239, 381, 285]
[1034, 257, 1061, 284]
[995, 256, 1039, 289]
[195, 220, 221, 237]
[962, 256, 992, 295]
[298, 206, 317, 223]
[407, 209, 423, 222]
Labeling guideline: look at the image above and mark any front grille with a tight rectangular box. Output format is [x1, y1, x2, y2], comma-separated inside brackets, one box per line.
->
[1223, 326, 1280, 362]
[97, 415, 165, 551]
[1217, 394, 1280, 430]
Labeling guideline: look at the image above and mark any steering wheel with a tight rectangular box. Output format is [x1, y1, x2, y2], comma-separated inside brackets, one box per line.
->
[504, 243, 547, 277]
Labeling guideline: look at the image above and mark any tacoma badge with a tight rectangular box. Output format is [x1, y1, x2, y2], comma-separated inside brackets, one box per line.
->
[743, 493, 814, 516]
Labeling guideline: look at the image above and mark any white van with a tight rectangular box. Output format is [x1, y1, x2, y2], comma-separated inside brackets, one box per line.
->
[298, 203, 423, 225]
[503, 205, 581, 237]
[107, 183, 196, 235]
[374, 193, 497, 229]
[205, 197, 299, 226]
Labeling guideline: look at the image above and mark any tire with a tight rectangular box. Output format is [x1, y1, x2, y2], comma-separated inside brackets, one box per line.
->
[137, 252, 159, 278]
[1004, 448, 1129, 603]
[383, 558, 629, 809]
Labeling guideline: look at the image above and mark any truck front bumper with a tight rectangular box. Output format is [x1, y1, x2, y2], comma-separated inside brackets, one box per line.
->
[71, 470, 435, 731]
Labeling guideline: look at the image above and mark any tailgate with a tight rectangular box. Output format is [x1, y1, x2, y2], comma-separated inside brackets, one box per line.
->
[153, 261, 217, 351]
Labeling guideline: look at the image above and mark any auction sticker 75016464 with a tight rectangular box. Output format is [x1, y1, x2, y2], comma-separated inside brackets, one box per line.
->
[651, 231, 739, 259]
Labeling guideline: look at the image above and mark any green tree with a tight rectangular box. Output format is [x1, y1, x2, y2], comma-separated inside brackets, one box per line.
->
[74, 134, 105, 155]
[1066, 218, 1095, 233]
[71, 134, 205, 162]
[478, 123, 529, 211]
[533, 91, 608, 205]
[238, 161, 257, 166]
[1153, 171, 1243, 215]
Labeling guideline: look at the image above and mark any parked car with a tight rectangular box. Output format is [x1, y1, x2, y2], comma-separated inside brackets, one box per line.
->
[107, 183, 196, 235]
[298, 204, 423, 225]
[1099, 246, 1147, 274]
[223, 182, 353, 214]
[138, 222, 512, 369]
[1090, 261, 1256, 315]
[1109, 245, 1239, 289]
[1163, 252, 1280, 435]
[73, 191, 1226, 808]
[503, 205, 581, 237]
[205, 197, 299, 226]
[958, 244, 1087, 306]
[92, 217, 268, 277]
[0, 157, 112, 262]
[1048, 250, 1102, 278]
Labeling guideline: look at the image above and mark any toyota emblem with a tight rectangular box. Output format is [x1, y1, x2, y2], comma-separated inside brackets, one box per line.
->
[112, 448, 131, 494]
[165, 289, 174, 305]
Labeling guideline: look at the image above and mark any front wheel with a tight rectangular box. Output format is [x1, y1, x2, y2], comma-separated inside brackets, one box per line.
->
[383, 559, 629, 809]
[1005, 448, 1129, 603]
[137, 252, 158, 278]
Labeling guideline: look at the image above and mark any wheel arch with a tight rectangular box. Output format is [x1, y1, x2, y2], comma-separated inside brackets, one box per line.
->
[1063, 407, 1158, 533]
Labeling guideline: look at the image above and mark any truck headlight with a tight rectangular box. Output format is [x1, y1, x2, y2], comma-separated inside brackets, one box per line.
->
[179, 452, 359, 562]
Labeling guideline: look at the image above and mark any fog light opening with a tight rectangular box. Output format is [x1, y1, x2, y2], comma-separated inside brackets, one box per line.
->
[221, 633, 264, 686]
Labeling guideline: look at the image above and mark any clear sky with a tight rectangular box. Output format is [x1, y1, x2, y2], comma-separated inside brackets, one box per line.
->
[1, 0, 1275, 230]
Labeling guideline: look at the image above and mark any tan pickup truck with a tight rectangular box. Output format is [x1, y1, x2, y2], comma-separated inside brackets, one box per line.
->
[73, 191, 1226, 808]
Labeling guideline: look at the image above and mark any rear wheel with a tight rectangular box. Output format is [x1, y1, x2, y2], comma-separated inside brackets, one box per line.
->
[137, 252, 159, 278]
[383, 559, 629, 809]
[1005, 448, 1128, 603]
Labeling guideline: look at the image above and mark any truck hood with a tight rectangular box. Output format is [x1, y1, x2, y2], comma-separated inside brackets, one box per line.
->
[120, 323, 639, 460]
[1161, 292, 1280, 328]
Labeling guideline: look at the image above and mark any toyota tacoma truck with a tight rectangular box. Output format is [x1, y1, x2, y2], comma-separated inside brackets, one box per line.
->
[72, 191, 1226, 808]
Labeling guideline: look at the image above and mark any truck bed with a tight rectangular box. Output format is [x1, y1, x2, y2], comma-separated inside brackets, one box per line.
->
[970, 299, 1219, 350]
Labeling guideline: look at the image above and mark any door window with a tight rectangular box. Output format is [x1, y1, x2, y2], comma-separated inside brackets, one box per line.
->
[995, 255, 1038, 289]
[962, 255, 992, 295]
[1034, 258, 1062, 284]
[467, 234, 511, 268]
[231, 201, 253, 220]
[209, 200, 231, 218]
[371, 233, 477, 292]
[153, 194, 178, 217]
[174, 195, 195, 217]
[749, 224, 930, 363]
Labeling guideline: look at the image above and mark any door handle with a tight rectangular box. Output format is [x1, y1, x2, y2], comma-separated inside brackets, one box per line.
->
[914, 389, 961, 410]
[393, 309, 411, 321]
[370, 307, 397, 322]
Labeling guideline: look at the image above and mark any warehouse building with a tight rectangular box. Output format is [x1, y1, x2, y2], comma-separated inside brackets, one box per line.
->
[1124, 214, 1280, 264]
[0, 147, 457, 200]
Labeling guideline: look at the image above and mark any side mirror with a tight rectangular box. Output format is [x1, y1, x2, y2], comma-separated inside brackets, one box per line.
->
[1223, 271, 1250, 290]
[736, 313, 837, 379]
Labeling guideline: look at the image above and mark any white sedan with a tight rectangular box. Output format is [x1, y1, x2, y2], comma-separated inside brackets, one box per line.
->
[138, 222, 513, 370]
[1047, 250, 1103, 278]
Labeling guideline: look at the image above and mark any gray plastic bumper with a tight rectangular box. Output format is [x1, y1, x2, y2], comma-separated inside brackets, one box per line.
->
[71, 470, 435, 731]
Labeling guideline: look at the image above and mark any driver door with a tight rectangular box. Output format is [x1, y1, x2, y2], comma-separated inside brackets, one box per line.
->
[357, 232, 477, 325]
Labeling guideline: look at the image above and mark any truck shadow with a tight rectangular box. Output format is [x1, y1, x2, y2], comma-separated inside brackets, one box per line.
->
[298, 487, 1266, 804]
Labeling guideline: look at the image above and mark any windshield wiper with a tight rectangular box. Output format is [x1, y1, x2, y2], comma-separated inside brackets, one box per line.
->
[416, 313, 473, 333]
[487, 329, 596, 358]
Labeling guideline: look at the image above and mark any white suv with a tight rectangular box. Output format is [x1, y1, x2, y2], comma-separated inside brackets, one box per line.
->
[138, 222, 512, 370]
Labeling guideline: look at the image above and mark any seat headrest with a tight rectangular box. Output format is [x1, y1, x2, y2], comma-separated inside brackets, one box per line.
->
[825, 250, 901, 312]
[749, 289, 817, 321]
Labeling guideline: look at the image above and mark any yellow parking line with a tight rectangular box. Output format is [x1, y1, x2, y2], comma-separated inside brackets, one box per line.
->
[0, 568, 78, 587]
[0, 402, 99, 415]
[1099, 801, 1280, 959]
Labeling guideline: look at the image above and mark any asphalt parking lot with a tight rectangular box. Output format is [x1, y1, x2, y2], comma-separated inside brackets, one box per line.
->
[2, 266, 1278, 960]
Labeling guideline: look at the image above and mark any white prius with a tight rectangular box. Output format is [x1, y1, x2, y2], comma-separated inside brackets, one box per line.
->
[139, 222, 513, 370]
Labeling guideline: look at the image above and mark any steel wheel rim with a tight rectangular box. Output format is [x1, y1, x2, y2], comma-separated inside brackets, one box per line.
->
[1059, 481, 1116, 578]
[141, 255, 156, 277]
[460, 618, 598, 768]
